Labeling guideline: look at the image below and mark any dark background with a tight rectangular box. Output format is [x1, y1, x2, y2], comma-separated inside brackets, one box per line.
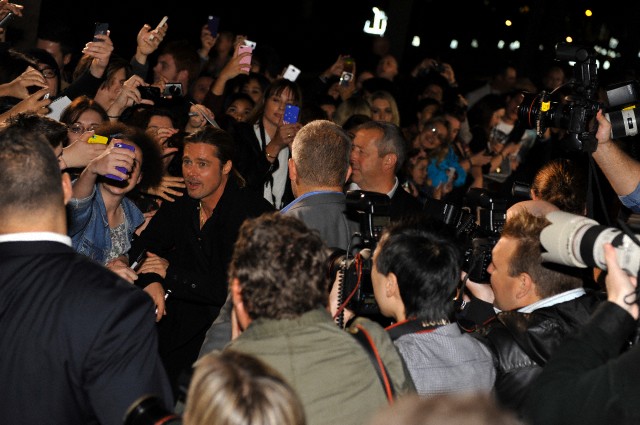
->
[23, 0, 640, 88]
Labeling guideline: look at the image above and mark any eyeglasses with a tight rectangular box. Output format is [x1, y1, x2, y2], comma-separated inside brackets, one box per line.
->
[68, 123, 98, 134]
[39, 67, 58, 79]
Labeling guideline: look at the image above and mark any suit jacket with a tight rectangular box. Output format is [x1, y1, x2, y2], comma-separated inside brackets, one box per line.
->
[282, 191, 359, 251]
[0, 240, 172, 425]
[390, 185, 423, 221]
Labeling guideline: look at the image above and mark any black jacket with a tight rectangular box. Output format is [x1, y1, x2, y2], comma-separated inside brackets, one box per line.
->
[475, 292, 604, 413]
[229, 120, 294, 209]
[524, 301, 640, 425]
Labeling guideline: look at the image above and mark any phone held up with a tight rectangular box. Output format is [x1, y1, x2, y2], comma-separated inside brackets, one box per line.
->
[149, 16, 168, 41]
[93, 22, 109, 42]
[207, 15, 220, 37]
[283, 64, 301, 82]
[283, 104, 300, 125]
[238, 45, 252, 68]
[340, 56, 355, 87]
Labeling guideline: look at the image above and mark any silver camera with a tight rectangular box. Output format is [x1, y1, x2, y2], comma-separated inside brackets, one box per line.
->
[540, 211, 640, 276]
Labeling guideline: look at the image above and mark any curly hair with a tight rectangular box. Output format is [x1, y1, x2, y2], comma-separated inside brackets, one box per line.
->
[229, 213, 328, 320]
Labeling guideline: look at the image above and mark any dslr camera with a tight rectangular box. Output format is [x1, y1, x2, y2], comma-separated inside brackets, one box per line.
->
[517, 42, 640, 152]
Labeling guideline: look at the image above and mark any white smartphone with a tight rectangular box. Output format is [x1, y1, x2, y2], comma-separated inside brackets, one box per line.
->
[244, 39, 257, 49]
[149, 16, 168, 40]
[283, 64, 301, 82]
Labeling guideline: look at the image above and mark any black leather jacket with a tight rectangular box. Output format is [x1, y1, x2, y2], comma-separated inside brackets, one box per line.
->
[475, 291, 605, 413]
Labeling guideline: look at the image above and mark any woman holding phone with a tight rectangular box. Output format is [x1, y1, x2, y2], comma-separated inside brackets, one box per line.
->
[231, 78, 303, 209]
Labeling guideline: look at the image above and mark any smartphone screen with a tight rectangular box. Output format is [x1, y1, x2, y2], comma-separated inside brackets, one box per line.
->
[283, 104, 300, 124]
[207, 15, 220, 37]
[93, 22, 109, 42]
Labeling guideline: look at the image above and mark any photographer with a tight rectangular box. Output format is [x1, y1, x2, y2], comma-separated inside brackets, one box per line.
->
[471, 210, 603, 414]
[371, 218, 496, 396]
[593, 110, 640, 213]
[524, 244, 639, 425]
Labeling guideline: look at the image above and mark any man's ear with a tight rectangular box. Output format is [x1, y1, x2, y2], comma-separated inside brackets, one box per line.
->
[177, 69, 189, 83]
[61, 172, 73, 205]
[231, 278, 252, 330]
[515, 273, 535, 300]
[288, 158, 297, 182]
[383, 153, 397, 172]
[62, 53, 72, 67]
[221, 160, 232, 175]
[345, 165, 352, 184]
[386, 272, 399, 298]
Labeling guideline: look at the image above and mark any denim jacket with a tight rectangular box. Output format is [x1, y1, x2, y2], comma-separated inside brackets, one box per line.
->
[68, 184, 144, 265]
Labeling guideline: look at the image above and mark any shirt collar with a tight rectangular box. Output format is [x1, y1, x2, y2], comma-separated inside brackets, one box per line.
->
[0, 232, 72, 246]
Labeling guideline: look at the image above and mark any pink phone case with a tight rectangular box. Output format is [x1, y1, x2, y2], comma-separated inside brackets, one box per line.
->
[238, 45, 252, 66]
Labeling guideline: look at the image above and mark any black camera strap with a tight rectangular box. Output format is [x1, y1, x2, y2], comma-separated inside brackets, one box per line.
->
[349, 324, 396, 404]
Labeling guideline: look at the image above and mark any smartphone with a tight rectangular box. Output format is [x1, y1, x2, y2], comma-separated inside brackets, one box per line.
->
[340, 57, 355, 87]
[0, 12, 14, 29]
[207, 15, 220, 37]
[149, 16, 168, 41]
[238, 45, 252, 67]
[163, 83, 183, 97]
[138, 86, 161, 101]
[283, 64, 301, 82]
[93, 22, 109, 42]
[88, 134, 109, 144]
[106, 141, 135, 181]
[244, 39, 257, 49]
[283, 104, 300, 124]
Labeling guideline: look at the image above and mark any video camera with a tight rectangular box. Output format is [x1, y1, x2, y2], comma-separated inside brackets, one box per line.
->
[330, 190, 390, 326]
[517, 42, 640, 152]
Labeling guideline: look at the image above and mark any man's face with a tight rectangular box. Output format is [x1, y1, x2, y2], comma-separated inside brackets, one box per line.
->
[153, 53, 179, 83]
[350, 127, 385, 190]
[182, 143, 230, 202]
[487, 236, 523, 311]
[35, 39, 67, 72]
[444, 115, 461, 143]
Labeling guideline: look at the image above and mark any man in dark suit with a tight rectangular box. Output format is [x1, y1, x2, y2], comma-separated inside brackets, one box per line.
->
[348, 120, 422, 221]
[0, 126, 172, 425]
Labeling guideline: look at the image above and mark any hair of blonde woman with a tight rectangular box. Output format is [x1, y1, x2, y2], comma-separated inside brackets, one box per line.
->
[367, 90, 401, 126]
[184, 350, 306, 425]
[333, 96, 372, 127]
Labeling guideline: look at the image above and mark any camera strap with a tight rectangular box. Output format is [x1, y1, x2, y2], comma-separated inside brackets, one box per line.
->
[350, 324, 396, 404]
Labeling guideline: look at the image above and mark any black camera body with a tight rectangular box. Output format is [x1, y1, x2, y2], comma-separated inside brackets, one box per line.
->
[331, 191, 391, 325]
[424, 188, 506, 283]
[518, 42, 640, 151]
[518, 42, 601, 152]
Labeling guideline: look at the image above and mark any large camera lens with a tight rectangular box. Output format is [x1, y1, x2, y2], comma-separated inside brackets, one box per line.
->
[540, 211, 640, 276]
[517, 93, 544, 129]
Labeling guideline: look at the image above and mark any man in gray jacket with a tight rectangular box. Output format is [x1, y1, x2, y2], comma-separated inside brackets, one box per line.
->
[281, 119, 359, 251]
[227, 213, 415, 425]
